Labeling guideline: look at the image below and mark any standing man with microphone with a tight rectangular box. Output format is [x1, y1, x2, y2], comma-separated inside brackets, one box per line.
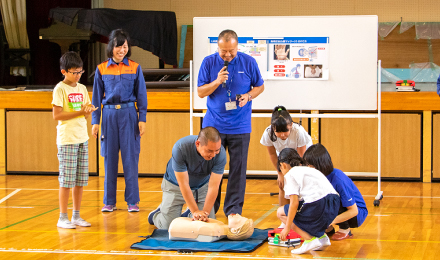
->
[197, 29, 265, 222]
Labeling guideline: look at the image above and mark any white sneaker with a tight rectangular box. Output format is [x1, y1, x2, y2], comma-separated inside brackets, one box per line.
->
[71, 218, 91, 227]
[57, 219, 76, 229]
[313, 234, 331, 251]
[278, 222, 286, 229]
[291, 237, 321, 254]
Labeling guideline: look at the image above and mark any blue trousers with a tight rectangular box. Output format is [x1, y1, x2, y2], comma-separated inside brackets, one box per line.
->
[101, 106, 140, 205]
[214, 133, 250, 216]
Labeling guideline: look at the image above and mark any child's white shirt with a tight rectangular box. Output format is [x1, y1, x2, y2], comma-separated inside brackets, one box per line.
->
[283, 166, 338, 203]
[260, 124, 313, 156]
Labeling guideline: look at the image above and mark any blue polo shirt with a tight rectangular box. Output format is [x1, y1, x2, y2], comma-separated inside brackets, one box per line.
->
[327, 168, 368, 226]
[164, 135, 226, 190]
[197, 52, 264, 134]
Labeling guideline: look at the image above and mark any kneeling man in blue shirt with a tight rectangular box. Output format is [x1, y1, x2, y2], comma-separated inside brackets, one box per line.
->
[148, 127, 227, 229]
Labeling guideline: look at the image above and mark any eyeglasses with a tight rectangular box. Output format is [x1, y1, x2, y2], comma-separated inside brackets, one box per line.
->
[68, 70, 85, 75]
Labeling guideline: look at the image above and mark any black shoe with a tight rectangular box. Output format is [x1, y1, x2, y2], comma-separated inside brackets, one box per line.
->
[148, 206, 160, 225]
[326, 227, 336, 236]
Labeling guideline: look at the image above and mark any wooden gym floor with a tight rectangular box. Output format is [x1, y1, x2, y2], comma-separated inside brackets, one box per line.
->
[0, 175, 440, 259]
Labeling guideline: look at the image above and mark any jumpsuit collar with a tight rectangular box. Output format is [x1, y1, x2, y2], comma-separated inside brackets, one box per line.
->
[107, 57, 129, 67]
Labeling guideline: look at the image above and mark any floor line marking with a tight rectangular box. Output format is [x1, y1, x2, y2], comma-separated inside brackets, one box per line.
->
[0, 248, 405, 259]
[0, 249, 298, 259]
[254, 205, 279, 226]
[0, 229, 150, 235]
[0, 189, 21, 204]
[0, 204, 66, 230]
[0, 206, 34, 208]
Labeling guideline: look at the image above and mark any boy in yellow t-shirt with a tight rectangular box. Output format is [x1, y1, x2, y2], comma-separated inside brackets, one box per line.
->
[52, 52, 98, 229]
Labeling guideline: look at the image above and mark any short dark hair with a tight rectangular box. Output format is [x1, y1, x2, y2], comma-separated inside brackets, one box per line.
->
[303, 143, 334, 176]
[218, 29, 238, 43]
[106, 29, 131, 59]
[60, 51, 83, 71]
[197, 127, 221, 146]
[277, 148, 305, 172]
[269, 105, 294, 142]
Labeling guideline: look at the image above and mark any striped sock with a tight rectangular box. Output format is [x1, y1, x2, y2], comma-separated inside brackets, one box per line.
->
[72, 210, 80, 220]
[59, 212, 68, 221]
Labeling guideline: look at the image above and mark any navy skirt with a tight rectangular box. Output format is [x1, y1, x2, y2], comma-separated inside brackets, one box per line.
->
[284, 194, 340, 237]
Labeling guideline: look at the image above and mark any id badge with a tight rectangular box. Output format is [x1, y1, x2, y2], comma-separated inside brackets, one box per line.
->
[225, 101, 237, 111]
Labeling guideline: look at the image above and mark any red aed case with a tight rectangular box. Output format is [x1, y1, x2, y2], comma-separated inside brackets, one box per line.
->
[268, 228, 302, 240]
[395, 80, 415, 86]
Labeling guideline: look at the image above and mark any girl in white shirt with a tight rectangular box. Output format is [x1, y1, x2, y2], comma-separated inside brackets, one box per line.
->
[260, 106, 312, 227]
[276, 148, 340, 254]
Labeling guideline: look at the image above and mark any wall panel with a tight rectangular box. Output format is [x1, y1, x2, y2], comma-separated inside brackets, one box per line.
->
[321, 113, 421, 178]
[7, 111, 97, 174]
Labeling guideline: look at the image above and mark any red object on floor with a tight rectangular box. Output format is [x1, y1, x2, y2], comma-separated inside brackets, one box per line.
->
[268, 228, 302, 240]
[331, 231, 354, 240]
[395, 80, 415, 86]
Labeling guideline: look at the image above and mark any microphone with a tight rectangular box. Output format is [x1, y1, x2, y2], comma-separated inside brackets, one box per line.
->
[222, 60, 229, 88]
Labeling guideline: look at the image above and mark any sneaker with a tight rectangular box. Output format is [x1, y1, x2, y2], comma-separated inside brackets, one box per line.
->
[71, 217, 91, 227]
[313, 234, 331, 251]
[180, 208, 191, 217]
[332, 230, 354, 240]
[128, 204, 139, 212]
[291, 237, 322, 254]
[57, 219, 76, 229]
[278, 222, 286, 229]
[101, 205, 116, 212]
[148, 206, 160, 225]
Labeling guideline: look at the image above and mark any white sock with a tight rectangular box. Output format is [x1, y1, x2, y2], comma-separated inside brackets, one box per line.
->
[72, 210, 80, 220]
[59, 213, 68, 221]
[338, 228, 350, 234]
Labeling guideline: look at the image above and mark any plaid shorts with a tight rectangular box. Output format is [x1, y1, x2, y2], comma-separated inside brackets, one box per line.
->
[57, 141, 89, 188]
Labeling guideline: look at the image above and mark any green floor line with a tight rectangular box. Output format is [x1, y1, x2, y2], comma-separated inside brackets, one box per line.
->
[0, 204, 70, 230]
[253, 206, 279, 226]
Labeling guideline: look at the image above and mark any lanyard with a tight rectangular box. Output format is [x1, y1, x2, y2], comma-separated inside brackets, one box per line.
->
[226, 65, 235, 102]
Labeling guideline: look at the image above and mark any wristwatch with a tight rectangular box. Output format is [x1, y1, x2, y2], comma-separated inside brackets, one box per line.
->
[247, 93, 252, 101]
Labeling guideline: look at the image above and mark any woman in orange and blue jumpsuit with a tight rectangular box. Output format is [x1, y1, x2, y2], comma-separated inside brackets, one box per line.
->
[91, 29, 148, 213]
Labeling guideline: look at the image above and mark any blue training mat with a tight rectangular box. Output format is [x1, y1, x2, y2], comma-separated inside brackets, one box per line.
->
[131, 228, 269, 253]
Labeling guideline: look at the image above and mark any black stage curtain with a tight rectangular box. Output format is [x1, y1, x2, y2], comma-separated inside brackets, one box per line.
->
[50, 8, 178, 66]
[26, 0, 91, 85]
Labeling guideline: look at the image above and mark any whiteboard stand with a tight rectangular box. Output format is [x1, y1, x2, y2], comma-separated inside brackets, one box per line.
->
[374, 60, 383, 207]
[189, 59, 384, 207]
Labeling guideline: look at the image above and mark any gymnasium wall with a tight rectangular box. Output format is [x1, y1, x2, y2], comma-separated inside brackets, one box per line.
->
[103, 0, 440, 69]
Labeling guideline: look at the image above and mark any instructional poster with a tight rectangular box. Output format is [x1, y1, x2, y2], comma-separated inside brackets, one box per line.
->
[209, 37, 268, 77]
[209, 37, 329, 80]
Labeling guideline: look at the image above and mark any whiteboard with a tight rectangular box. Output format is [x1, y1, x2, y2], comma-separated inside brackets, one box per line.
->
[193, 16, 378, 110]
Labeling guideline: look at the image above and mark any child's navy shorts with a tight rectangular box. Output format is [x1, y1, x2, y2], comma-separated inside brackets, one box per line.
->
[284, 193, 340, 237]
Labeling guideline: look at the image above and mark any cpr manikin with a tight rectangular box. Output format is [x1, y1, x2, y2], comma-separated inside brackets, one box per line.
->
[169, 214, 254, 242]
